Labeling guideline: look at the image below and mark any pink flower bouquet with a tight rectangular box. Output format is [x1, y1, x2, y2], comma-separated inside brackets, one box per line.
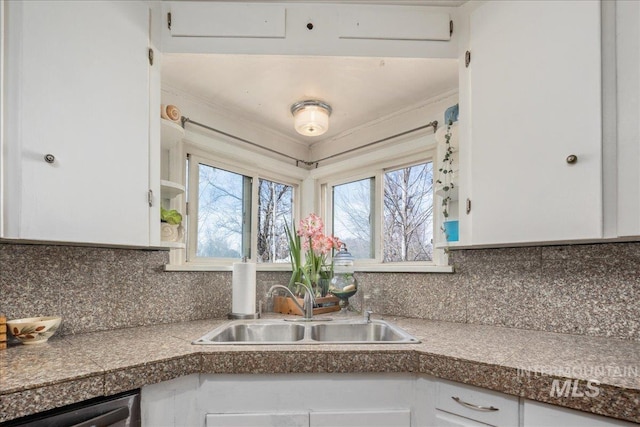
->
[285, 213, 342, 297]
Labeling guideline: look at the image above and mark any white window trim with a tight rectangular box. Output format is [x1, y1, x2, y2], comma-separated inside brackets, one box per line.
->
[166, 128, 452, 272]
[183, 149, 301, 270]
[312, 131, 451, 271]
[320, 157, 440, 266]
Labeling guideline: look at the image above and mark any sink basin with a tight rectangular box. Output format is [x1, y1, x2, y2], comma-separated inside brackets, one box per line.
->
[310, 322, 410, 342]
[194, 322, 305, 344]
[193, 319, 419, 345]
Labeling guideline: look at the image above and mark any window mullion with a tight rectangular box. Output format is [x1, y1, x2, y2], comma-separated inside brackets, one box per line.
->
[374, 171, 383, 262]
[243, 175, 253, 260]
[186, 155, 200, 262]
[250, 174, 260, 262]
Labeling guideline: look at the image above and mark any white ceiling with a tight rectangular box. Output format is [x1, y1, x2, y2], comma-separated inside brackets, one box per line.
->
[162, 54, 459, 144]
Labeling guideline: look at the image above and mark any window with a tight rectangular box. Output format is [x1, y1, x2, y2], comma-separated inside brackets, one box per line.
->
[257, 178, 293, 263]
[178, 137, 443, 271]
[325, 160, 434, 264]
[187, 155, 296, 265]
[332, 178, 374, 259]
[196, 163, 251, 258]
[383, 163, 433, 262]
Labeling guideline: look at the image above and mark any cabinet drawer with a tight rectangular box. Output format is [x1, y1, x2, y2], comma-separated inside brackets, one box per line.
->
[310, 409, 411, 427]
[436, 380, 519, 427]
[206, 412, 308, 427]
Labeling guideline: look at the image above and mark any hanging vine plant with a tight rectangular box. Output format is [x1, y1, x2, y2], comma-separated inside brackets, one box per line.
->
[436, 120, 455, 222]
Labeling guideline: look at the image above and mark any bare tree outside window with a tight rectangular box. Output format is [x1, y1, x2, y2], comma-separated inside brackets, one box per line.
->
[383, 162, 434, 262]
[257, 179, 293, 263]
[195, 159, 432, 263]
[196, 164, 249, 258]
[332, 178, 374, 259]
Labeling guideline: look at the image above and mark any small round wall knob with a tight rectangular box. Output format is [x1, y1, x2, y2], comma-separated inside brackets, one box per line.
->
[566, 154, 578, 164]
[44, 154, 55, 164]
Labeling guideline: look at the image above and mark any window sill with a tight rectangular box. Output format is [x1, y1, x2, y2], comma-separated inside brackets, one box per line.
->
[164, 263, 453, 273]
[164, 263, 291, 272]
[355, 264, 454, 273]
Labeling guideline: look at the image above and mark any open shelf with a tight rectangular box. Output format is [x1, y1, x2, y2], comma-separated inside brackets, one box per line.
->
[161, 118, 184, 150]
[160, 241, 186, 249]
[161, 180, 185, 199]
[435, 241, 460, 249]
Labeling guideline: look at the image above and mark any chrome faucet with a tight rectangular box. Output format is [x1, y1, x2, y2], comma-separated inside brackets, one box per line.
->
[267, 284, 316, 321]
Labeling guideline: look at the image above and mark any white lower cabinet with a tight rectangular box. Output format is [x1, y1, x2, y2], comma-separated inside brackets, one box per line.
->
[141, 374, 634, 427]
[206, 412, 309, 427]
[142, 374, 422, 427]
[310, 410, 411, 427]
[522, 400, 637, 427]
[205, 410, 410, 427]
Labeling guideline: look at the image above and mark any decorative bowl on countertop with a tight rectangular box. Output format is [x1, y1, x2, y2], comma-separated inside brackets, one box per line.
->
[7, 316, 62, 345]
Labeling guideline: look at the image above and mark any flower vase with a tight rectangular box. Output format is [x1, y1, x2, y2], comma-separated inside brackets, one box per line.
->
[161, 222, 183, 242]
[317, 277, 330, 297]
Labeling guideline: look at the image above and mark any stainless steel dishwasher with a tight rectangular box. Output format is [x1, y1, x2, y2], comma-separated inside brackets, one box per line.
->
[0, 390, 140, 427]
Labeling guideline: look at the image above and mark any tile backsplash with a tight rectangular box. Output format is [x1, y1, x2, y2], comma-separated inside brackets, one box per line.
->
[1, 241, 638, 340]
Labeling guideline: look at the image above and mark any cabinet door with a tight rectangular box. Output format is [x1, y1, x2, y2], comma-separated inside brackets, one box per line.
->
[206, 412, 309, 427]
[3, 1, 152, 246]
[462, 1, 602, 245]
[616, 0, 640, 237]
[523, 400, 637, 427]
[310, 409, 411, 427]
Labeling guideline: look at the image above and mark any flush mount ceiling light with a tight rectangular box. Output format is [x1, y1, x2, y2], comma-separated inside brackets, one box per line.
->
[290, 100, 332, 137]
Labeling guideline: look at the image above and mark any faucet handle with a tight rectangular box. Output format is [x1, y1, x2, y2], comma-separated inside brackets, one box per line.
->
[364, 310, 373, 323]
[264, 297, 274, 313]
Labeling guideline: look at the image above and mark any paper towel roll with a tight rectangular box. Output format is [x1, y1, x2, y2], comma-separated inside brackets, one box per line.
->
[232, 261, 256, 315]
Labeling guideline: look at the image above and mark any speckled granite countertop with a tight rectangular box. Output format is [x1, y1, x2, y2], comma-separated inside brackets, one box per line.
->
[1, 316, 639, 424]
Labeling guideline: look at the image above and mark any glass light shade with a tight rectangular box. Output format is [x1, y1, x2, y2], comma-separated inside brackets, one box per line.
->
[293, 105, 330, 136]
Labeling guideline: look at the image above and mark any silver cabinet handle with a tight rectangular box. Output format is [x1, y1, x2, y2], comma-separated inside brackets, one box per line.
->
[451, 396, 499, 412]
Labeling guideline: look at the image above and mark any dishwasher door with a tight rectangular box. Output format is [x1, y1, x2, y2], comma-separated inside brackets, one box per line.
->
[2, 390, 140, 427]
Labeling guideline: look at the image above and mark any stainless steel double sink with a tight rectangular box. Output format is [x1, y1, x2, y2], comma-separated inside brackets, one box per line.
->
[192, 319, 420, 345]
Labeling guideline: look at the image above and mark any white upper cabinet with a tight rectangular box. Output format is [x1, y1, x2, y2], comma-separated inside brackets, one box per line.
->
[458, 0, 603, 246]
[2, 1, 157, 246]
[616, 0, 640, 237]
